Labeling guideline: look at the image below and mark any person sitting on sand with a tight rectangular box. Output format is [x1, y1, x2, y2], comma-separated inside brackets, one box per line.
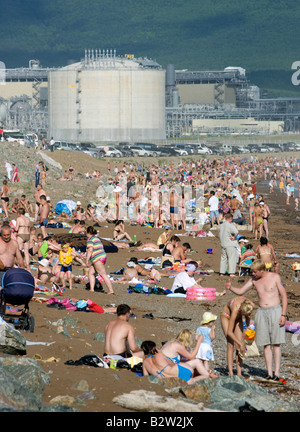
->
[141, 340, 214, 384]
[172, 242, 202, 267]
[104, 304, 144, 358]
[86, 204, 102, 226]
[160, 329, 205, 366]
[113, 220, 133, 242]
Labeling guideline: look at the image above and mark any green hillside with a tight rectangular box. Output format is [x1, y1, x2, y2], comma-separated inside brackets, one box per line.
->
[1, 0, 300, 96]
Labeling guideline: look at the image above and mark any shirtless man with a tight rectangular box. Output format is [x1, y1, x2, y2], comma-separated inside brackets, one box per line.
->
[172, 242, 202, 267]
[225, 259, 287, 382]
[0, 224, 24, 285]
[104, 304, 144, 358]
[39, 195, 50, 239]
[34, 184, 46, 222]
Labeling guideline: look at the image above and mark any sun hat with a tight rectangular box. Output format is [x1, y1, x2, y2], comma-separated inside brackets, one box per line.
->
[39, 258, 49, 267]
[186, 263, 197, 272]
[201, 312, 218, 325]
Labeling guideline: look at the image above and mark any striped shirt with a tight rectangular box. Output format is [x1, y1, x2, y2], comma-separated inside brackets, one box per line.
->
[87, 236, 106, 263]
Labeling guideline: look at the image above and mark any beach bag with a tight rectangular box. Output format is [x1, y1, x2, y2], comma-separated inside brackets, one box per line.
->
[239, 341, 260, 360]
[239, 329, 260, 359]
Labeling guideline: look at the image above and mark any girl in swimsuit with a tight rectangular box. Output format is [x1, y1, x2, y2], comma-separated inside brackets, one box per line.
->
[141, 341, 213, 384]
[220, 296, 255, 376]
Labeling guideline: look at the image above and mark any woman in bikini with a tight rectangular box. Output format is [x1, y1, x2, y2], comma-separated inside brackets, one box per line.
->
[248, 195, 255, 233]
[254, 202, 264, 240]
[1, 179, 10, 218]
[255, 236, 279, 273]
[15, 208, 31, 270]
[141, 341, 212, 385]
[86, 226, 114, 294]
[113, 220, 133, 242]
[221, 296, 255, 376]
[160, 329, 216, 377]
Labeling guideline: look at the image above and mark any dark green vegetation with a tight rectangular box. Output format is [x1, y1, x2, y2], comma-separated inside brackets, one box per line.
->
[1, 0, 300, 96]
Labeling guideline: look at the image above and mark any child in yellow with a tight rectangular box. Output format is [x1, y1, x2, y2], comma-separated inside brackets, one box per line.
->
[59, 244, 75, 290]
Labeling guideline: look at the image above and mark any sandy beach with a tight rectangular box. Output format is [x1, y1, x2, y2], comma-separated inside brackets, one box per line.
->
[2, 149, 300, 413]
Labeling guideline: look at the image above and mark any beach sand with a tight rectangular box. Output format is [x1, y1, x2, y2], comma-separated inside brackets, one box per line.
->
[4, 150, 300, 412]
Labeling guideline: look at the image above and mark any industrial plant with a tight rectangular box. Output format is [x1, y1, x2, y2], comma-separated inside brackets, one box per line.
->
[1, 50, 300, 142]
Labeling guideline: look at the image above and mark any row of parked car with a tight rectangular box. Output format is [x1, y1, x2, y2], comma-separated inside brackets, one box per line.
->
[37, 138, 300, 158]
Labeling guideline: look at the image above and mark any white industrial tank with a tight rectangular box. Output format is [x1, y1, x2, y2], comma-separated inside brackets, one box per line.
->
[48, 52, 166, 142]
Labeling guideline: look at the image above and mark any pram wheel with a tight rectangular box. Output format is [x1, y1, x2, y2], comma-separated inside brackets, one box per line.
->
[24, 315, 35, 332]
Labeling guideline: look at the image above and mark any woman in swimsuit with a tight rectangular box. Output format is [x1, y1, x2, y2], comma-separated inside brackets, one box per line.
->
[15, 208, 31, 270]
[221, 296, 255, 376]
[255, 236, 279, 273]
[86, 226, 114, 294]
[141, 341, 212, 385]
[254, 202, 264, 240]
[248, 195, 255, 233]
[1, 179, 10, 218]
[113, 220, 133, 242]
[160, 329, 209, 371]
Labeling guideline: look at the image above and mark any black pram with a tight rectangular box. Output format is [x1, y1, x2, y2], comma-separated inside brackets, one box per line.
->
[0, 268, 35, 332]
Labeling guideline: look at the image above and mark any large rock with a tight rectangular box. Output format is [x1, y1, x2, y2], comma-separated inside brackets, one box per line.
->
[149, 375, 300, 412]
[0, 322, 27, 355]
[0, 356, 77, 412]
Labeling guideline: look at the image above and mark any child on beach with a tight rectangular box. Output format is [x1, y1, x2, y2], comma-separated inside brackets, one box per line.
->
[59, 243, 75, 290]
[196, 312, 217, 373]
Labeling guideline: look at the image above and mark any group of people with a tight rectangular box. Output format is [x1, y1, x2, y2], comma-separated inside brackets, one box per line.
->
[0, 152, 294, 385]
[103, 254, 287, 383]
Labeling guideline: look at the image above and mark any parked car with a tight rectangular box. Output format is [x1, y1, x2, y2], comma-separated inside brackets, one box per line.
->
[264, 143, 283, 152]
[231, 146, 249, 154]
[134, 142, 163, 157]
[260, 145, 271, 153]
[282, 142, 296, 151]
[117, 147, 134, 157]
[160, 146, 187, 156]
[172, 143, 195, 154]
[248, 144, 261, 153]
[208, 146, 226, 155]
[127, 146, 150, 157]
[55, 141, 79, 151]
[76, 142, 96, 151]
[103, 146, 123, 157]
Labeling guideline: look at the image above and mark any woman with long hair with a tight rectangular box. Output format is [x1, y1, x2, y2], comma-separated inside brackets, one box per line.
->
[221, 296, 255, 376]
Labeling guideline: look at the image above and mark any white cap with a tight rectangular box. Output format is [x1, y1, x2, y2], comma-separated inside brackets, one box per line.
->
[76, 201, 81, 205]
[248, 194, 254, 199]
[39, 258, 49, 267]
[46, 196, 51, 201]
[239, 238, 249, 243]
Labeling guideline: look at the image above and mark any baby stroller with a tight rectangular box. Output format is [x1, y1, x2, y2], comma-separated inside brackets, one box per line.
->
[0, 268, 35, 332]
